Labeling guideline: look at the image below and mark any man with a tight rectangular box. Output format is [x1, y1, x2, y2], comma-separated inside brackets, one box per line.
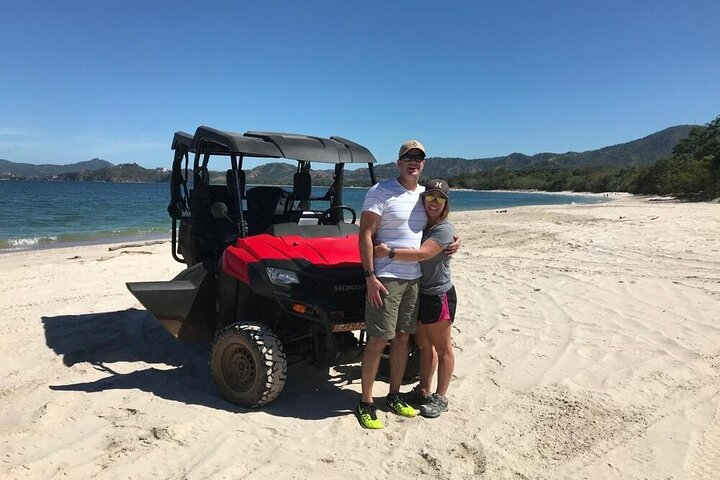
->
[355, 139, 430, 429]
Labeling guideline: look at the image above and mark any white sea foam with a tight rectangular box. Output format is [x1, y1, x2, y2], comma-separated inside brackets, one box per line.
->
[4, 236, 58, 249]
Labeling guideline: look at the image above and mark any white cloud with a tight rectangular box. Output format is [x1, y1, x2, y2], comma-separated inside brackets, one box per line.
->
[0, 128, 29, 136]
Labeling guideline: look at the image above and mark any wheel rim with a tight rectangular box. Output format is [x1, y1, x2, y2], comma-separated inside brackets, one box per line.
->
[221, 341, 257, 392]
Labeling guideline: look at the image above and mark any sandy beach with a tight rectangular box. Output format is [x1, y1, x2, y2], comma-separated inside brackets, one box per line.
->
[1, 195, 719, 480]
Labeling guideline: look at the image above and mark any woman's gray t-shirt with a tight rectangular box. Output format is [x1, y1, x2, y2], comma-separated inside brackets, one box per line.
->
[420, 220, 455, 295]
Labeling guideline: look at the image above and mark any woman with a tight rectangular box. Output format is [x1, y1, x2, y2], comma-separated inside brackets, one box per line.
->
[374, 178, 456, 418]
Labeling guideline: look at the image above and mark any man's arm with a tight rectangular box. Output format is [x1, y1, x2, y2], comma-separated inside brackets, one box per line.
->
[445, 235, 461, 255]
[359, 211, 387, 309]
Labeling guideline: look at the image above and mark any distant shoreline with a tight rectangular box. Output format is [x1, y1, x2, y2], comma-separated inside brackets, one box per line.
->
[0, 177, 638, 198]
[481, 188, 633, 197]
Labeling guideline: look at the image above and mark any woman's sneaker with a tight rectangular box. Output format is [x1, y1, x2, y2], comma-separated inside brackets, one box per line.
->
[386, 393, 418, 417]
[419, 393, 448, 418]
[403, 385, 431, 408]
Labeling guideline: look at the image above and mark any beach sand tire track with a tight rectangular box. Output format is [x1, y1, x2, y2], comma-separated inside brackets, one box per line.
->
[210, 321, 287, 408]
[685, 396, 720, 480]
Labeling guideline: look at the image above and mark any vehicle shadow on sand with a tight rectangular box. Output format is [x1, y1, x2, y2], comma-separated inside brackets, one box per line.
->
[42, 308, 361, 420]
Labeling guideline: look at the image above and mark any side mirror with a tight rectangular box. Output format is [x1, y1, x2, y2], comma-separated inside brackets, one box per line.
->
[211, 202, 229, 219]
[211, 201, 242, 238]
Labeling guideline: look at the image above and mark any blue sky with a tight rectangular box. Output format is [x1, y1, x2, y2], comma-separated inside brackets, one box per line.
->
[1, 0, 718, 169]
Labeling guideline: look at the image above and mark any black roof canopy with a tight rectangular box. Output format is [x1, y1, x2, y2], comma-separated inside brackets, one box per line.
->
[172, 126, 375, 164]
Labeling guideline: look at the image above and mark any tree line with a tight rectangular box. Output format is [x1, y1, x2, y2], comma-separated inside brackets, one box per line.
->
[448, 116, 720, 200]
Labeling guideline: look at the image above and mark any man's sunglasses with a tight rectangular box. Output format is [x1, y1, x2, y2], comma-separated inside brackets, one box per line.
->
[424, 194, 446, 206]
[400, 154, 425, 162]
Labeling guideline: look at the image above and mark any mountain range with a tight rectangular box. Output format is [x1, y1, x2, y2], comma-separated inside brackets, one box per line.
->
[356, 124, 696, 183]
[0, 158, 113, 177]
[0, 124, 697, 184]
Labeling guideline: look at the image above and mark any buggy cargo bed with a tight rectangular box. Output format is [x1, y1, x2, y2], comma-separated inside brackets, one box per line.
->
[126, 263, 215, 342]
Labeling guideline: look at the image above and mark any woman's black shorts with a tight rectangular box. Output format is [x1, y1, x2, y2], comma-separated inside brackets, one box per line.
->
[418, 285, 457, 325]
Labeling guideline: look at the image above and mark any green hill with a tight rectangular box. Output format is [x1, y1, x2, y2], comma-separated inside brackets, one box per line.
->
[58, 163, 171, 183]
[0, 158, 113, 178]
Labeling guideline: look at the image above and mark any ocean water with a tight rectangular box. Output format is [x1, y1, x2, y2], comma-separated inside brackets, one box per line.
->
[0, 181, 604, 251]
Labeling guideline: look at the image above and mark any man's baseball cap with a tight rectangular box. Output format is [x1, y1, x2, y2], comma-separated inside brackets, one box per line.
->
[398, 139, 426, 158]
[423, 178, 450, 198]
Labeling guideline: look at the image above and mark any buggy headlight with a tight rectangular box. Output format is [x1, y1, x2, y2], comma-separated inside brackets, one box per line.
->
[266, 267, 300, 286]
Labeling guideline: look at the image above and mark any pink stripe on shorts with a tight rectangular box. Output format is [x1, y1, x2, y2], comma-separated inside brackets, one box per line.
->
[438, 291, 451, 322]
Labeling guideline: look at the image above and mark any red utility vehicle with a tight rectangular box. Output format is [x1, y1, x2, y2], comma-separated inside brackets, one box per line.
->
[127, 127, 417, 407]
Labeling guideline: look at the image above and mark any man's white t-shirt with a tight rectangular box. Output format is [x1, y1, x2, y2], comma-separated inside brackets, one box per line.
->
[362, 178, 427, 280]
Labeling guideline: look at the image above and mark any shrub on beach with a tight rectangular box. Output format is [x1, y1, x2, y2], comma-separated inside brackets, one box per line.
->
[634, 115, 720, 199]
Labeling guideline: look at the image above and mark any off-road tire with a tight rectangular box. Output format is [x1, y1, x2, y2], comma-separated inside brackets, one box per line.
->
[378, 336, 420, 383]
[210, 321, 287, 408]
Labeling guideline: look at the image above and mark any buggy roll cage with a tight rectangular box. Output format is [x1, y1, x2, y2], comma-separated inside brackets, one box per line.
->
[167, 126, 378, 263]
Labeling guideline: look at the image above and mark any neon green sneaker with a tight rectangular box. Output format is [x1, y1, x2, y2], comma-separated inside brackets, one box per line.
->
[356, 402, 384, 429]
[386, 393, 418, 417]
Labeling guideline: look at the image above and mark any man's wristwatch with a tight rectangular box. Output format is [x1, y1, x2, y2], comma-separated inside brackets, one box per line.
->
[388, 247, 396, 259]
[364, 270, 375, 278]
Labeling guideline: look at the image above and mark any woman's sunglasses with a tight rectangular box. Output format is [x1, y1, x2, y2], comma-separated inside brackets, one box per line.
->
[424, 194, 446, 206]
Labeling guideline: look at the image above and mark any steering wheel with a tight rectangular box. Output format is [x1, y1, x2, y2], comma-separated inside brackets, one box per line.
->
[318, 205, 357, 225]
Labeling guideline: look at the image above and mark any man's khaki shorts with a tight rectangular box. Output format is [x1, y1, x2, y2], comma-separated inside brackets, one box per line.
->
[365, 277, 420, 339]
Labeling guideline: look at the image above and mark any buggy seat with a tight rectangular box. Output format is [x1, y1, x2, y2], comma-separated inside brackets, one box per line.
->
[245, 186, 292, 235]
